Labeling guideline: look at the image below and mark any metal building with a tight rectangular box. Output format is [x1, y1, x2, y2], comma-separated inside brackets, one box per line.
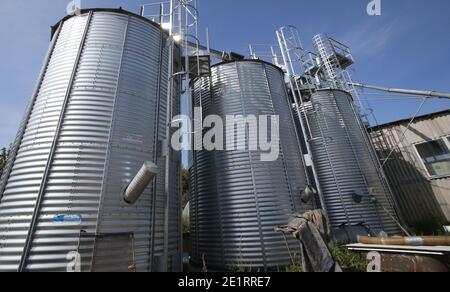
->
[0, 9, 182, 272]
[370, 110, 450, 230]
[191, 60, 314, 270]
[301, 89, 402, 235]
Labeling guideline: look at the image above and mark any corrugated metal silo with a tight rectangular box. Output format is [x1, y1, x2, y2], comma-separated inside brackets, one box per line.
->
[0, 9, 181, 272]
[301, 89, 401, 235]
[191, 60, 313, 270]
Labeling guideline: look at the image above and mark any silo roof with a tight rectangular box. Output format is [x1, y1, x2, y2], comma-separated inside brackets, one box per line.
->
[50, 8, 167, 39]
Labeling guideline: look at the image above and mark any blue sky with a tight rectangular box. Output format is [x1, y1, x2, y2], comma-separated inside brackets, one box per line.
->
[0, 0, 449, 148]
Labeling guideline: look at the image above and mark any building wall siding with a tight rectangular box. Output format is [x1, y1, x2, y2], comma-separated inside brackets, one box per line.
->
[371, 112, 450, 228]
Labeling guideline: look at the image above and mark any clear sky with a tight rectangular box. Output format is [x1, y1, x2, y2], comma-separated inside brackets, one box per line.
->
[1, 0, 449, 148]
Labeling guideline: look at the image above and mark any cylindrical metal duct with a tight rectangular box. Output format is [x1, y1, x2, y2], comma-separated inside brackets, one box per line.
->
[191, 60, 313, 270]
[301, 89, 401, 235]
[124, 162, 159, 205]
[0, 9, 181, 272]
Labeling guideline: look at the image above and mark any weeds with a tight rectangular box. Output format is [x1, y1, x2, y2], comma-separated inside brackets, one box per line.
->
[331, 245, 366, 272]
[285, 260, 302, 272]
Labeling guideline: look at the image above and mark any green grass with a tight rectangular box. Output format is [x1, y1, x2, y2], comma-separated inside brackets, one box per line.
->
[285, 261, 302, 272]
[331, 245, 366, 273]
[284, 246, 366, 273]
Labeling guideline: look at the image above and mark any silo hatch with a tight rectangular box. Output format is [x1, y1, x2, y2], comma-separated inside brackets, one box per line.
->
[77, 232, 137, 272]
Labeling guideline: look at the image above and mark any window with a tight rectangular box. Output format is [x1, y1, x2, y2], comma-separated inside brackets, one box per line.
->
[415, 137, 450, 177]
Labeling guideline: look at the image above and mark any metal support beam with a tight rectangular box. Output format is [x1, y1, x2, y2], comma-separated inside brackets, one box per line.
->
[186, 41, 243, 61]
[276, 27, 327, 214]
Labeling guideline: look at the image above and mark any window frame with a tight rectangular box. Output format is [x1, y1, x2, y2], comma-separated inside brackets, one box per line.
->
[414, 135, 450, 179]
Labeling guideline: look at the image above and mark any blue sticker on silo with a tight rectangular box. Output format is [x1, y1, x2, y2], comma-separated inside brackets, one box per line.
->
[53, 214, 82, 223]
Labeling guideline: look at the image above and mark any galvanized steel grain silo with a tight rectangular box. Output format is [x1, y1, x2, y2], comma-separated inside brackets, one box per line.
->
[301, 89, 401, 235]
[0, 9, 181, 272]
[191, 60, 313, 270]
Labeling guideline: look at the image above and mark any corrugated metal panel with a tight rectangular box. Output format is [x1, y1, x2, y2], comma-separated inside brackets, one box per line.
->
[191, 61, 312, 270]
[302, 89, 401, 235]
[371, 113, 450, 226]
[0, 10, 181, 272]
[0, 14, 90, 272]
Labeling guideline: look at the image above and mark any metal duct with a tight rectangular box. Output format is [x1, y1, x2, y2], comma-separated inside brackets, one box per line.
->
[0, 9, 181, 272]
[124, 162, 159, 205]
[300, 89, 401, 235]
[191, 60, 313, 270]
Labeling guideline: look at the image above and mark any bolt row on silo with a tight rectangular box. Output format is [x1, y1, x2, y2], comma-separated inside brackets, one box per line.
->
[190, 60, 314, 270]
[0, 9, 182, 272]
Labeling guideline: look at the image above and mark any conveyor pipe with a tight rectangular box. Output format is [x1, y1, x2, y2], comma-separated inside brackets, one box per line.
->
[351, 82, 450, 99]
[358, 236, 450, 247]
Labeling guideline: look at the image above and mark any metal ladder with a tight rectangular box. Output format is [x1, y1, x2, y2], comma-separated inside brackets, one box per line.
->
[314, 35, 362, 107]
[313, 34, 339, 87]
[276, 26, 328, 213]
[141, 0, 205, 271]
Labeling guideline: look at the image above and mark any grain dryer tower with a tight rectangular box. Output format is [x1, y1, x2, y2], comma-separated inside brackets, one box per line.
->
[0, 9, 182, 272]
[191, 60, 315, 270]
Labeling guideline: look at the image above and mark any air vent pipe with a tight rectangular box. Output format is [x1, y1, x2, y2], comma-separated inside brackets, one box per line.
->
[124, 161, 158, 205]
